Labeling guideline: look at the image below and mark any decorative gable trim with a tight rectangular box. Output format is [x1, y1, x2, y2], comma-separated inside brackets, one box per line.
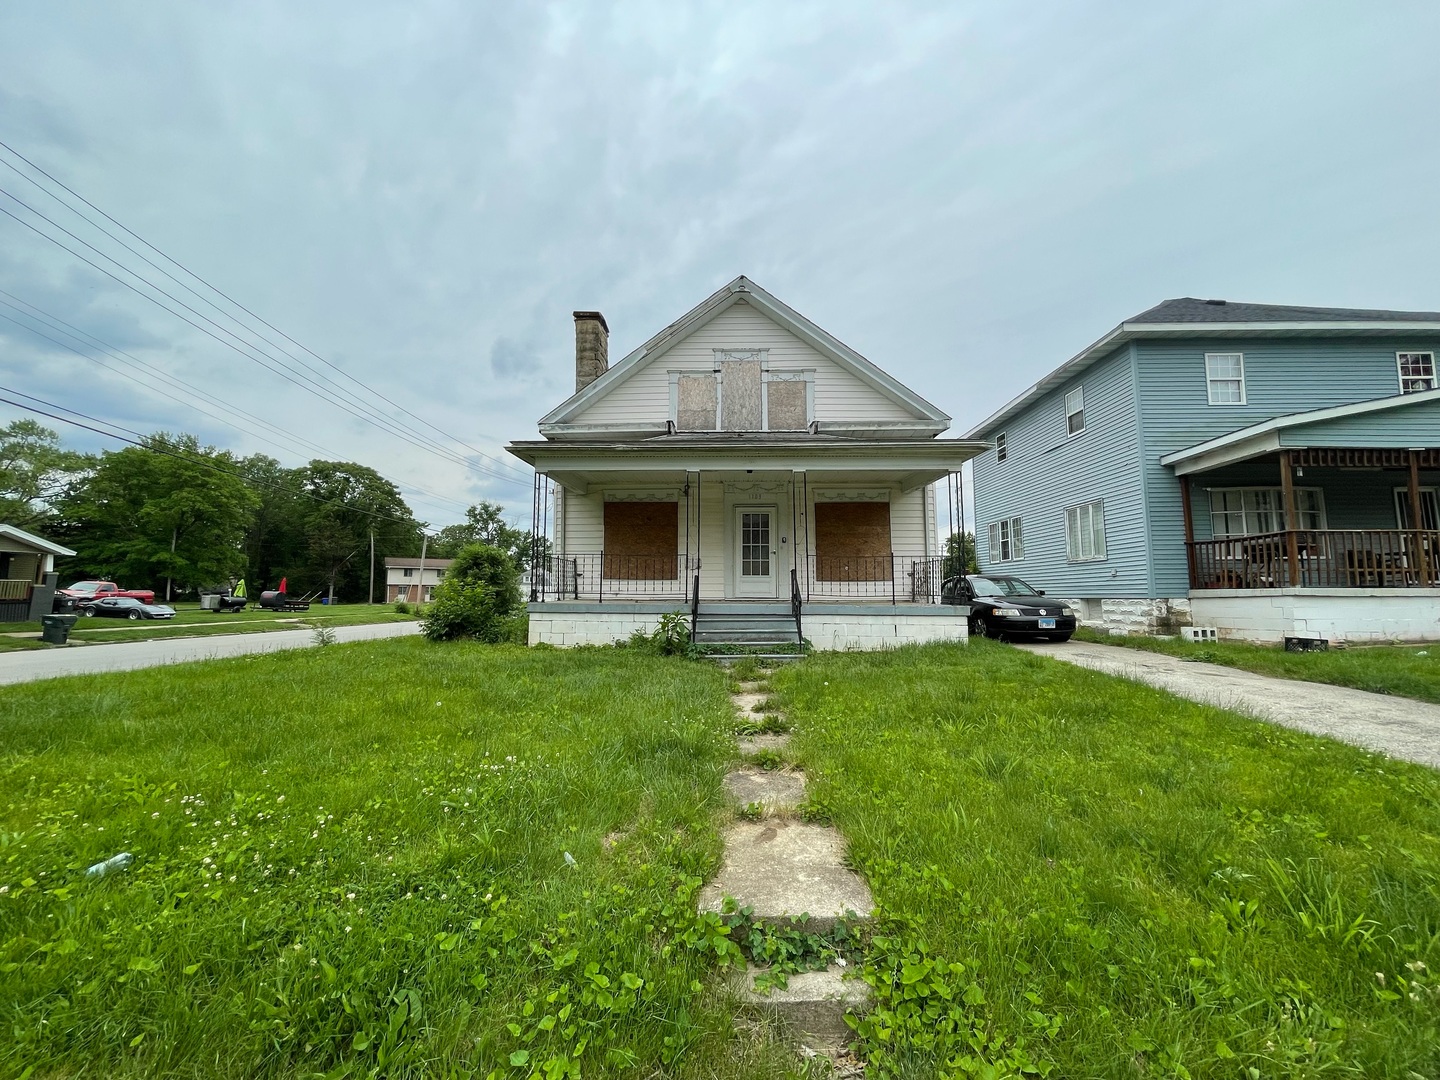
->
[539, 276, 950, 430]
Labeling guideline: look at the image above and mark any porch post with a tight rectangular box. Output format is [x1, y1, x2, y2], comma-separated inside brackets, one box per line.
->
[1279, 450, 1300, 586]
[1408, 449, 1431, 586]
[1179, 474, 1196, 588]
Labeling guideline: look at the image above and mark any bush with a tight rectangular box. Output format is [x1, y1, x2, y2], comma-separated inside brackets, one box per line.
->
[418, 543, 522, 643]
[393, 600, 411, 614]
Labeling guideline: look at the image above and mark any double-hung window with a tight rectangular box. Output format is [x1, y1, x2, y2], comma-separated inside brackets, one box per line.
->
[1208, 487, 1325, 537]
[1206, 352, 1246, 405]
[1064, 388, 1085, 436]
[1398, 352, 1436, 394]
[1065, 500, 1107, 562]
[995, 432, 1007, 462]
[988, 517, 1023, 562]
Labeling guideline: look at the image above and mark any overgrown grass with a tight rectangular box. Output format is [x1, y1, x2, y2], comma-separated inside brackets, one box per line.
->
[1076, 626, 1440, 704]
[0, 607, 415, 650]
[773, 640, 1440, 1078]
[0, 640, 798, 1079]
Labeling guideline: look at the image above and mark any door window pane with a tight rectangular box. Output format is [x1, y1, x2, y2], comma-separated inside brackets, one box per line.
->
[741, 513, 770, 577]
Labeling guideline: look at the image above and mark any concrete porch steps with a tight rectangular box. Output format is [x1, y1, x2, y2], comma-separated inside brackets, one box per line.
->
[693, 606, 801, 647]
[702, 675, 872, 1058]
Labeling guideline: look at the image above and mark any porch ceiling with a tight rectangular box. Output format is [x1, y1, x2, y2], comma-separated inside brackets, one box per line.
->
[507, 437, 986, 476]
[538, 466, 953, 495]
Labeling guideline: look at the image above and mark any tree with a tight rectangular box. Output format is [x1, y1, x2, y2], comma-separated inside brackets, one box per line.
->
[942, 531, 977, 579]
[58, 433, 258, 597]
[0, 420, 90, 529]
[297, 461, 421, 602]
[419, 542, 523, 642]
[237, 454, 309, 591]
[431, 502, 531, 565]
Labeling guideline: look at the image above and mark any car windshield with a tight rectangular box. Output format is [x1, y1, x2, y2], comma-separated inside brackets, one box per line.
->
[67, 582, 101, 594]
[969, 575, 1041, 597]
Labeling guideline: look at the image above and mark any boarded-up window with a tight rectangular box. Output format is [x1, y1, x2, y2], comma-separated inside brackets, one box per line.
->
[721, 361, 763, 430]
[814, 501, 892, 581]
[766, 378, 808, 429]
[677, 375, 718, 431]
[603, 502, 678, 580]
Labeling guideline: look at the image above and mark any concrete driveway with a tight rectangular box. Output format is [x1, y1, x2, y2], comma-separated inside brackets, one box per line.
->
[0, 621, 421, 686]
[1015, 640, 1440, 770]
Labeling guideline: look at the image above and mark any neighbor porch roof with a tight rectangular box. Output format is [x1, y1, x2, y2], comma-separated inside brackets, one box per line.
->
[0, 523, 77, 557]
[1159, 387, 1440, 475]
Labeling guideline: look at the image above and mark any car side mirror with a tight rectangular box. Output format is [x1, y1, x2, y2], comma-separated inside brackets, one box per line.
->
[1036, 590, 1046, 595]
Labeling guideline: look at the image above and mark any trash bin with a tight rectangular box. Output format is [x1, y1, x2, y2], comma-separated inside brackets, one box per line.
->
[199, 594, 221, 612]
[41, 614, 79, 645]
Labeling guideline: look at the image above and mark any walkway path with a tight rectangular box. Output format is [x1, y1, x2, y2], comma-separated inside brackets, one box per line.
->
[1016, 641, 1440, 770]
[0, 621, 421, 686]
[698, 676, 871, 1063]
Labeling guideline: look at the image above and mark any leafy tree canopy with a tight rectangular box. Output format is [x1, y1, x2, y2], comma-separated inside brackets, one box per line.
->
[298, 460, 421, 601]
[0, 420, 91, 530]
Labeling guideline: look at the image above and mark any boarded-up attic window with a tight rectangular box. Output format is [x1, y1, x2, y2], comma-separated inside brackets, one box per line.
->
[766, 378, 807, 430]
[677, 375, 718, 431]
[814, 501, 892, 581]
[721, 361, 763, 430]
[603, 501, 678, 580]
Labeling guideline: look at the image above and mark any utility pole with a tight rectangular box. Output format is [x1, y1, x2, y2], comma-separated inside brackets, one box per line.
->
[415, 533, 428, 606]
[368, 529, 375, 605]
[166, 524, 178, 602]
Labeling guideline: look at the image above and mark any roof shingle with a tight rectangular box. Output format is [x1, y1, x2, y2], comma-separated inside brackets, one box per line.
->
[1129, 297, 1440, 324]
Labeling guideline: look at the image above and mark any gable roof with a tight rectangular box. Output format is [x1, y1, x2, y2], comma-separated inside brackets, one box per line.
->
[539, 275, 949, 430]
[1158, 387, 1440, 475]
[0, 523, 76, 557]
[965, 297, 1440, 438]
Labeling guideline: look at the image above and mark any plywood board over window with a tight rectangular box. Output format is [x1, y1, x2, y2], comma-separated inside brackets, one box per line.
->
[721, 361, 763, 430]
[767, 378, 808, 429]
[603, 502, 679, 580]
[677, 375, 718, 431]
[814, 501, 892, 581]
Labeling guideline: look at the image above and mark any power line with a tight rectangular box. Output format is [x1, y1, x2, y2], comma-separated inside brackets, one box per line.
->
[0, 190, 525, 489]
[0, 141, 533, 486]
[0, 387, 434, 531]
[0, 292, 478, 516]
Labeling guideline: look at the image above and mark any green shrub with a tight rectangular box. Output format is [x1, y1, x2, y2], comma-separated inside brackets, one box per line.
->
[393, 599, 411, 614]
[418, 542, 522, 642]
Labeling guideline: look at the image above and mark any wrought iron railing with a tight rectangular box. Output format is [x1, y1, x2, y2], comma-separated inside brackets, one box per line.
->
[529, 553, 952, 604]
[790, 568, 803, 640]
[1187, 529, 1440, 589]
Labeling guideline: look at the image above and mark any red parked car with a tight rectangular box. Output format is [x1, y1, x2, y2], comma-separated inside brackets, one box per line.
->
[57, 580, 157, 605]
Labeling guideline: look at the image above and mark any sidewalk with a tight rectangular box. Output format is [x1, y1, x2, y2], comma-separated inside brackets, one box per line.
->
[1015, 640, 1440, 770]
[0, 621, 421, 686]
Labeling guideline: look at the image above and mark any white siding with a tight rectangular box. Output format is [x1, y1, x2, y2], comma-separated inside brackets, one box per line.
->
[572, 301, 917, 426]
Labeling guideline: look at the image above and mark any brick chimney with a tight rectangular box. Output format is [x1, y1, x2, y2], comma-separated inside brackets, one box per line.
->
[573, 311, 609, 393]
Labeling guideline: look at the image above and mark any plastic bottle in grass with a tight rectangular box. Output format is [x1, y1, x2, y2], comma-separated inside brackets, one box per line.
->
[85, 852, 133, 878]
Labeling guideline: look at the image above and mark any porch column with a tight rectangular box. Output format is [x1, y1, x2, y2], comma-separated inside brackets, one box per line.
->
[1179, 474, 1196, 588]
[1409, 450, 1431, 586]
[1279, 450, 1300, 587]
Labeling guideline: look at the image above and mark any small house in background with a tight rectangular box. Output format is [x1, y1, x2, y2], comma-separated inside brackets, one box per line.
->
[383, 557, 452, 603]
[967, 298, 1440, 644]
[0, 524, 76, 621]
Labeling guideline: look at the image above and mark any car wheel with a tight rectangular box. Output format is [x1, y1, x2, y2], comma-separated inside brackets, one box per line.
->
[82, 607, 95, 617]
[973, 615, 998, 640]
[128, 610, 141, 621]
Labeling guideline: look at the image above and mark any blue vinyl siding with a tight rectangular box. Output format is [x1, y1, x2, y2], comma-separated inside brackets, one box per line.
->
[971, 345, 1148, 596]
[1136, 337, 1440, 594]
[1278, 394, 1440, 447]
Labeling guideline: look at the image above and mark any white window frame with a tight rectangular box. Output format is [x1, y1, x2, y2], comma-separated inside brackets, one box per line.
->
[1205, 352, 1247, 406]
[987, 517, 1024, 562]
[995, 431, 1007, 463]
[1393, 486, 1439, 530]
[1064, 387, 1085, 437]
[402, 567, 414, 578]
[1065, 500, 1107, 562]
[1206, 486, 1327, 538]
[1397, 351, 1436, 394]
[668, 355, 814, 431]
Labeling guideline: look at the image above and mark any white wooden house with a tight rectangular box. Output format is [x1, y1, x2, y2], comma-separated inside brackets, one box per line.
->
[506, 276, 985, 649]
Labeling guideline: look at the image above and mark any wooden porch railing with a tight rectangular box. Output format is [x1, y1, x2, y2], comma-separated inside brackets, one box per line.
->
[1188, 530, 1440, 589]
[0, 579, 33, 601]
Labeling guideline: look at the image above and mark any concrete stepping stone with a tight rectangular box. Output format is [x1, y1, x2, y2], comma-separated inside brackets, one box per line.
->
[737, 732, 791, 756]
[723, 766, 805, 812]
[698, 819, 874, 931]
[731, 964, 869, 1051]
[731, 692, 773, 717]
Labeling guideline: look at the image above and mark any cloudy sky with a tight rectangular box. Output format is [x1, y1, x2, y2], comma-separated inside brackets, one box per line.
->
[2, 1, 1437, 529]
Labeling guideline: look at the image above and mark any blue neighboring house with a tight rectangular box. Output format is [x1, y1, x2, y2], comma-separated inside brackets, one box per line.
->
[965, 298, 1440, 644]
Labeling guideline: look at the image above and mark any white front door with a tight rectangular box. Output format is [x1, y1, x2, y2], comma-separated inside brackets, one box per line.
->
[734, 507, 778, 598]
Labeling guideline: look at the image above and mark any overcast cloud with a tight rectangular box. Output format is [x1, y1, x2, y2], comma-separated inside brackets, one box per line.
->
[2, 1, 1437, 528]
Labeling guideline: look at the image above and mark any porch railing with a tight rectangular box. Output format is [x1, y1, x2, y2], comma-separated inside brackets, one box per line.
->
[1188, 529, 1440, 589]
[0, 579, 33, 601]
[529, 554, 955, 604]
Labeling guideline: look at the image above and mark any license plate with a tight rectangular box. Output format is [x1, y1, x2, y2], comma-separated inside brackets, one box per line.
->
[1038, 618, 1057, 629]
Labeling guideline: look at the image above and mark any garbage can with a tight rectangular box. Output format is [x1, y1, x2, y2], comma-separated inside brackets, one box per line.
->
[40, 614, 78, 645]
